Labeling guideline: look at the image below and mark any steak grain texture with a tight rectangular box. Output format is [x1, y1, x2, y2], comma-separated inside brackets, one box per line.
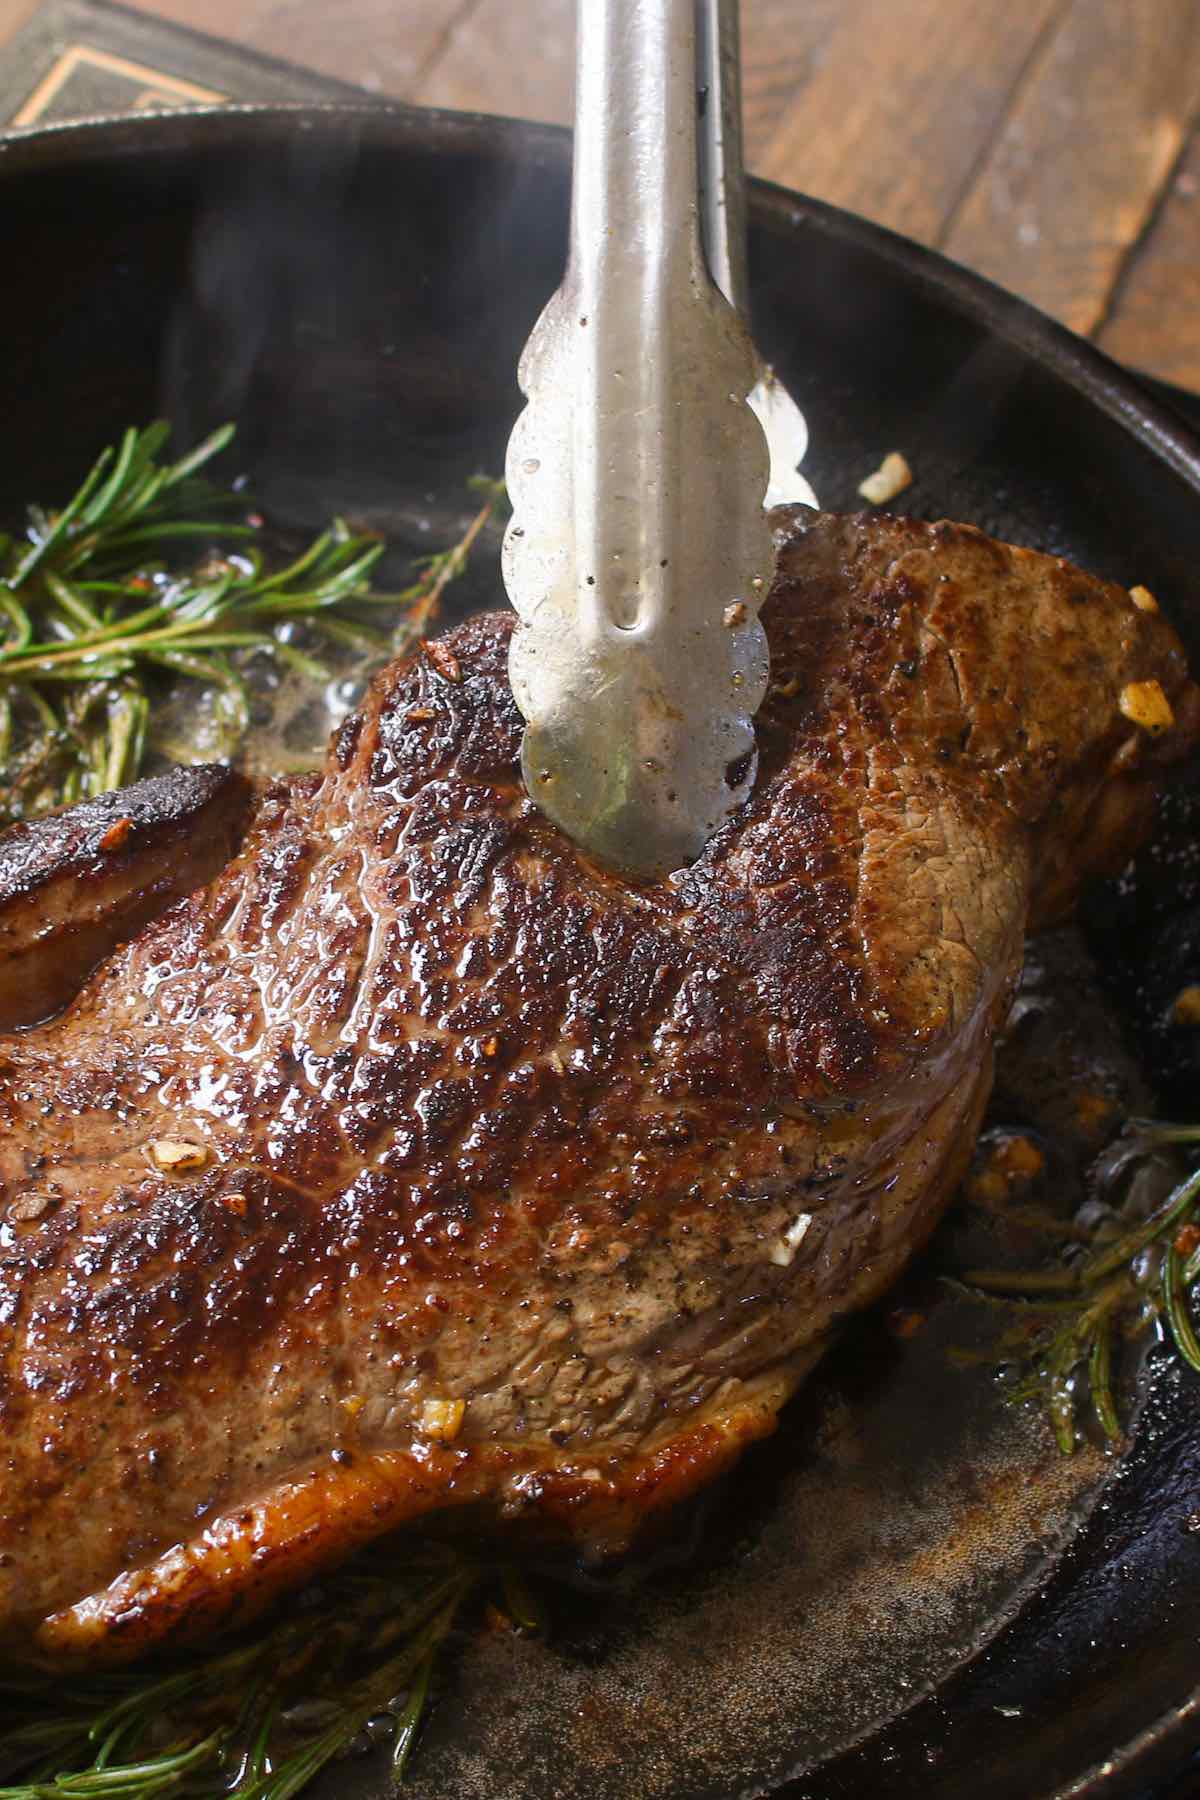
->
[0, 508, 1194, 1666]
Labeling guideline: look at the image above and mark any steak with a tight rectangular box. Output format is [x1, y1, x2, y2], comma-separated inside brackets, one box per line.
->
[0, 765, 251, 1033]
[0, 508, 1195, 1667]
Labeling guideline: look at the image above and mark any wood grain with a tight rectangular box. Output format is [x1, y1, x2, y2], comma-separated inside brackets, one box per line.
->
[0, 0, 40, 48]
[124, 0, 470, 97]
[757, 0, 1061, 243]
[739, 0, 846, 166]
[1099, 132, 1200, 391]
[415, 0, 574, 124]
[411, 0, 847, 151]
[943, 0, 1200, 336]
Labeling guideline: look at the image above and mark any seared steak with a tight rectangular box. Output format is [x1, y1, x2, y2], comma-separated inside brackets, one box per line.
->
[0, 508, 1194, 1665]
[0, 765, 250, 1032]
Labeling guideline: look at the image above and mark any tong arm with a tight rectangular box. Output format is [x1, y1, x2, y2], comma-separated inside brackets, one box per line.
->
[503, 0, 774, 878]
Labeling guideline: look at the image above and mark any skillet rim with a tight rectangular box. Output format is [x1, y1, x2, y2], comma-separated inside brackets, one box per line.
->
[0, 97, 1196, 492]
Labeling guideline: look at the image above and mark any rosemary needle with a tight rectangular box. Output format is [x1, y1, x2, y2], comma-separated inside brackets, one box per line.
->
[0, 1553, 487, 1800]
[1087, 1316, 1121, 1443]
[390, 1655, 434, 1785]
[965, 1132, 1200, 1445]
[0, 422, 502, 827]
[1164, 1241, 1200, 1373]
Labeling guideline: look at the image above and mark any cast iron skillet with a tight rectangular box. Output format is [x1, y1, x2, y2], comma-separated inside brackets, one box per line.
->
[1, 103, 1199, 1800]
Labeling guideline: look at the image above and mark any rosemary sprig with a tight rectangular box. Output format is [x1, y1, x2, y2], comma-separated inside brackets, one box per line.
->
[964, 1123, 1200, 1449]
[0, 1542, 511, 1799]
[0, 423, 502, 825]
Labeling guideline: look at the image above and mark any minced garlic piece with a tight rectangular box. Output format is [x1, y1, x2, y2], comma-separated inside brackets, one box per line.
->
[9, 1193, 51, 1222]
[1129, 584, 1159, 613]
[858, 451, 913, 506]
[768, 1211, 812, 1267]
[1119, 679, 1174, 735]
[1075, 1090, 1116, 1132]
[418, 1396, 466, 1441]
[149, 1139, 208, 1172]
[98, 817, 133, 853]
[424, 640, 462, 683]
[965, 1133, 1046, 1208]
[995, 1135, 1044, 1180]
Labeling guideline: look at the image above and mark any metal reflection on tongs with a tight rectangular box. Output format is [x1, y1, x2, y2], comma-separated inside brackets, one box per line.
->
[502, 0, 815, 879]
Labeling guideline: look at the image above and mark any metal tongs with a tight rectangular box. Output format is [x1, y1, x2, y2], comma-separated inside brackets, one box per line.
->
[503, 0, 814, 878]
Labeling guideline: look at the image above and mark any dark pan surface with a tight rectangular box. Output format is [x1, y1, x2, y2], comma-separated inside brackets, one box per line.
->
[1, 103, 1199, 1800]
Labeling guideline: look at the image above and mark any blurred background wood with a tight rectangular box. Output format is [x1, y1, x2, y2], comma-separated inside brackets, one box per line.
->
[0, 0, 1193, 387]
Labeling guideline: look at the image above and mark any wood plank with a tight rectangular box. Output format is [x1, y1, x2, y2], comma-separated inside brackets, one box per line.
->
[415, 0, 574, 124]
[123, 0, 467, 98]
[740, 0, 846, 167]
[1099, 128, 1200, 388]
[943, 0, 1200, 337]
[0, 0, 40, 51]
[758, 0, 1059, 243]
[413, 0, 849, 155]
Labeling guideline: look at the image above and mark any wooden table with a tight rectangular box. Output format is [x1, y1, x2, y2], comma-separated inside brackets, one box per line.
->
[0, 0, 1196, 391]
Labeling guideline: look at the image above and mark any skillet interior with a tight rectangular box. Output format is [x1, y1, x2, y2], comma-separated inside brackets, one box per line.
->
[1, 104, 1199, 1799]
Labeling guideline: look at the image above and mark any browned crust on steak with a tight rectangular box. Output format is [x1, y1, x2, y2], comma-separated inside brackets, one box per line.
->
[0, 764, 252, 1030]
[0, 509, 1195, 1664]
[33, 1396, 782, 1665]
[31, 1022, 991, 1666]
